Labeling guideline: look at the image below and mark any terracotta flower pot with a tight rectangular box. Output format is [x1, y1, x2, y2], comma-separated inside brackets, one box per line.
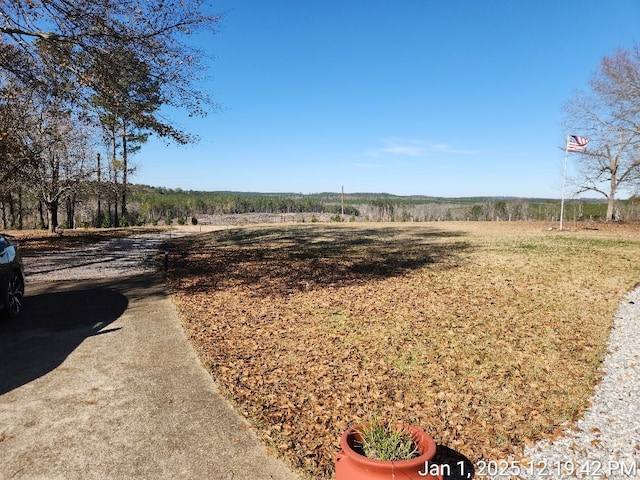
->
[334, 424, 442, 479]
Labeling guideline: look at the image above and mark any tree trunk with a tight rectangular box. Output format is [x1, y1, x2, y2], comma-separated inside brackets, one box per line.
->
[17, 189, 23, 229]
[7, 193, 15, 228]
[96, 152, 102, 227]
[1, 201, 7, 229]
[66, 195, 75, 229]
[607, 161, 618, 221]
[48, 200, 59, 233]
[111, 132, 119, 228]
[121, 123, 128, 223]
[112, 174, 119, 228]
[38, 200, 46, 229]
[606, 197, 615, 221]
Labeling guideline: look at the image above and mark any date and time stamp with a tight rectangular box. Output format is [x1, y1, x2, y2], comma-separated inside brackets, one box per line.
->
[417, 459, 638, 478]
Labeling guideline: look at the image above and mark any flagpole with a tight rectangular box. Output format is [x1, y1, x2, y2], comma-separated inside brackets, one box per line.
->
[560, 134, 569, 231]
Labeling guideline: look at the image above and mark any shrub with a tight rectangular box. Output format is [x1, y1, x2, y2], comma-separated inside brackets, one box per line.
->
[356, 417, 419, 461]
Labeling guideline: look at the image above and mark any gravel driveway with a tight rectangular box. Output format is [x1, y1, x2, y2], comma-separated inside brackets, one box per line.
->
[22, 230, 193, 282]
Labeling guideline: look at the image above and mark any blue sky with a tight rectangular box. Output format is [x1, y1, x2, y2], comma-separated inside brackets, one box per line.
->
[136, 1, 639, 198]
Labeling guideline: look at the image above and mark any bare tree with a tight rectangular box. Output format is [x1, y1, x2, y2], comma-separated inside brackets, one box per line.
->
[563, 46, 640, 221]
[26, 106, 96, 232]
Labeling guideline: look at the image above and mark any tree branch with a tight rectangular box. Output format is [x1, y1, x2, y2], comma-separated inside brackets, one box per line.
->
[0, 26, 62, 41]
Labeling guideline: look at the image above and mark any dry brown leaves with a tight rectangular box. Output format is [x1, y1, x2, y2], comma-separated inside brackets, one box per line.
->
[166, 222, 640, 479]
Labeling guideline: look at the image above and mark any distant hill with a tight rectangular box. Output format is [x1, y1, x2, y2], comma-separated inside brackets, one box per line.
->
[125, 184, 625, 224]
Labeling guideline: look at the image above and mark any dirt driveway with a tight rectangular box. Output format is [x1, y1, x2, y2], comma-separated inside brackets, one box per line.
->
[0, 229, 299, 480]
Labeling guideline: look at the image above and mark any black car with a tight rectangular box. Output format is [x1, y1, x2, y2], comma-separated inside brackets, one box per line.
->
[0, 234, 24, 319]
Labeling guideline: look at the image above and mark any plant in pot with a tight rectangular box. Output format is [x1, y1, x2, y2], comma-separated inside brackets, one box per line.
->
[335, 416, 442, 479]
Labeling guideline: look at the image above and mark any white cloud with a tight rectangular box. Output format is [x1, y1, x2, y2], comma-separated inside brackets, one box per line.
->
[364, 137, 477, 158]
[380, 138, 428, 156]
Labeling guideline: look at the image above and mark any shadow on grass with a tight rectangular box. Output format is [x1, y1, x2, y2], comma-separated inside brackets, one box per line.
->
[170, 225, 472, 296]
[433, 444, 475, 480]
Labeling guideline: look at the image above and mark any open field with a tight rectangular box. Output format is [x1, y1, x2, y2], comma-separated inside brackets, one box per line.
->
[8, 221, 639, 478]
[15, 221, 638, 477]
[165, 221, 640, 478]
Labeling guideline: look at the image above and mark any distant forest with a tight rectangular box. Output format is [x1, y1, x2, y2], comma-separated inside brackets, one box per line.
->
[2, 184, 640, 230]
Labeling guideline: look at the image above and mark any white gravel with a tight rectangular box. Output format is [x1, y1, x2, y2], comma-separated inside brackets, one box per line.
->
[485, 287, 640, 479]
[22, 230, 196, 282]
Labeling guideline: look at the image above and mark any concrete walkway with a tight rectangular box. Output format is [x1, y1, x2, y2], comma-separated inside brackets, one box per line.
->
[0, 274, 300, 480]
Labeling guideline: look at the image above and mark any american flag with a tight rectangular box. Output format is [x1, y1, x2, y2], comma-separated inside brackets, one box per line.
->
[567, 135, 589, 152]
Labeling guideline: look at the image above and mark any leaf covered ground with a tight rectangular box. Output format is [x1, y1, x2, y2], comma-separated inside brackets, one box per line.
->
[165, 222, 640, 479]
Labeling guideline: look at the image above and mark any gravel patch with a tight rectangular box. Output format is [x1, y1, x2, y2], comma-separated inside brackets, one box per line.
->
[488, 287, 640, 479]
[22, 230, 195, 282]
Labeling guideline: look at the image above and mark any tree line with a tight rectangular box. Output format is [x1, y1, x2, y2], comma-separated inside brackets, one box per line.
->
[5, 185, 638, 230]
[125, 190, 640, 224]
